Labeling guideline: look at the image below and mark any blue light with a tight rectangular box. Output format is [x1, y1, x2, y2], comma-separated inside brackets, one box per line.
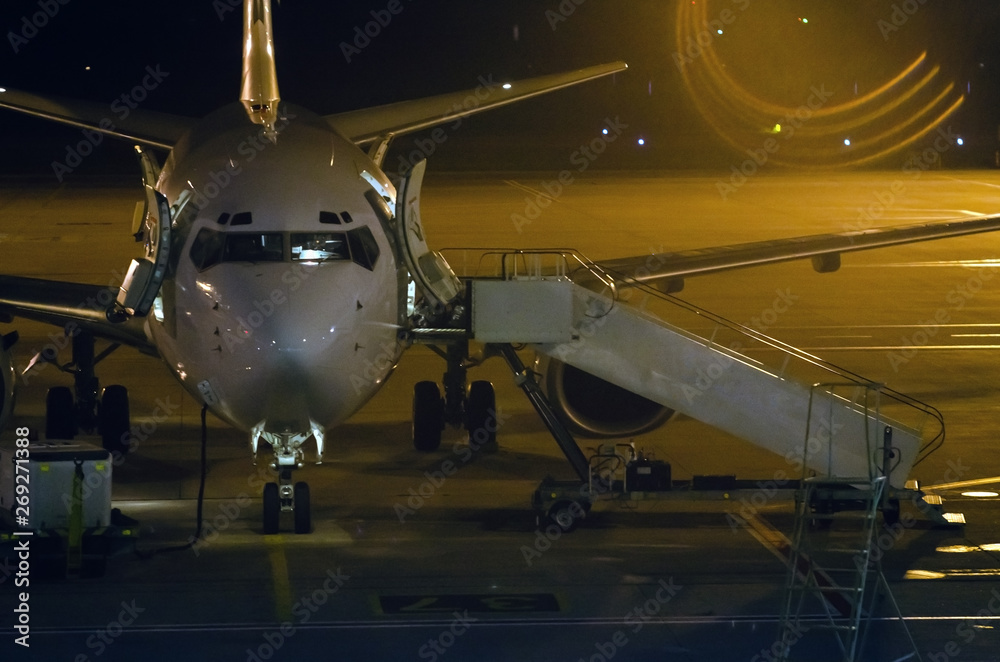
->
[843, 138, 851, 146]
[957, 137, 965, 146]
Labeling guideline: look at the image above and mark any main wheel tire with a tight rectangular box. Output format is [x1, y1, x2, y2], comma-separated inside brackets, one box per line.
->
[294, 482, 311, 534]
[547, 500, 583, 533]
[99, 385, 131, 457]
[466, 380, 497, 448]
[882, 498, 901, 527]
[263, 483, 280, 534]
[45, 386, 76, 440]
[412, 381, 444, 452]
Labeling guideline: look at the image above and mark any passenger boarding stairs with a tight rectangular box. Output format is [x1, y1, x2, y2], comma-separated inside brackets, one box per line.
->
[451, 249, 944, 491]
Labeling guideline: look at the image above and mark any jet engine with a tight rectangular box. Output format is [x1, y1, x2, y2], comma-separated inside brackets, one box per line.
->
[0, 332, 18, 433]
[535, 355, 674, 438]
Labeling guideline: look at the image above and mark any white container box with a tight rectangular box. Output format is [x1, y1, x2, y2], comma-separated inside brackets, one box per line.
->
[472, 279, 575, 343]
[1, 441, 112, 530]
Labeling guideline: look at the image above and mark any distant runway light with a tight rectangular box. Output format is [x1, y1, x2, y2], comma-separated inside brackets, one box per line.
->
[0, 88, 6, 93]
[637, 138, 646, 146]
[843, 138, 851, 146]
[502, 83, 512, 90]
[957, 137, 964, 146]
[717, 29, 723, 35]
[602, 128, 609, 135]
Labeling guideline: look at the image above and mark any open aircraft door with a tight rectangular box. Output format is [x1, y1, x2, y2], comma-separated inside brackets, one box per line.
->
[395, 159, 462, 310]
[114, 147, 171, 319]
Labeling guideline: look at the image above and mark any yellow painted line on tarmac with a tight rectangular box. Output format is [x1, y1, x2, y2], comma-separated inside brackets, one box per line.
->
[736, 510, 853, 617]
[265, 535, 294, 622]
[737, 510, 792, 565]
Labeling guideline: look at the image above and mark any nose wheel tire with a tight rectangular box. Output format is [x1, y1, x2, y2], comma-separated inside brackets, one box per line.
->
[262, 482, 280, 534]
[412, 380, 444, 451]
[294, 482, 311, 534]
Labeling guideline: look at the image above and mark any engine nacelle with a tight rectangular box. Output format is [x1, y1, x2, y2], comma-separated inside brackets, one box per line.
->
[535, 355, 674, 439]
[0, 332, 18, 433]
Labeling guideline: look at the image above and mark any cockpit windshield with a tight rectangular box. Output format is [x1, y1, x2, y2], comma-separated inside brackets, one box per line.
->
[291, 233, 350, 262]
[190, 226, 380, 272]
[223, 233, 284, 263]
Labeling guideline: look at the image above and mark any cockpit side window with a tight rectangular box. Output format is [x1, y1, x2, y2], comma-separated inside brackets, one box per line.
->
[189, 228, 225, 271]
[223, 233, 284, 263]
[291, 233, 350, 262]
[346, 226, 380, 271]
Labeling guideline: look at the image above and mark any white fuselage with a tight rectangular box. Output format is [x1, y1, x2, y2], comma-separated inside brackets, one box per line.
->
[146, 103, 406, 439]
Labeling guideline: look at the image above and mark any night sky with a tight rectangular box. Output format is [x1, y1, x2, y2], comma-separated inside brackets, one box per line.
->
[1, 1, 999, 176]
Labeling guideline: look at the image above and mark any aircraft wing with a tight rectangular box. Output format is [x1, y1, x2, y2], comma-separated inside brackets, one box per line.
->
[0, 275, 154, 353]
[595, 214, 1000, 291]
[326, 62, 628, 145]
[0, 88, 196, 150]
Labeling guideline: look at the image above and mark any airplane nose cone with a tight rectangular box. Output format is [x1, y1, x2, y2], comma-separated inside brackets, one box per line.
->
[224, 266, 353, 363]
[202, 261, 401, 430]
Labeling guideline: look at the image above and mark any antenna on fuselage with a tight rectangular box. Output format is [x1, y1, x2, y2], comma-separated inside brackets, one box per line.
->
[240, 0, 281, 141]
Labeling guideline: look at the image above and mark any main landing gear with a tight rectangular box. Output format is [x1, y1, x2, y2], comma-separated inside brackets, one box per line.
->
[253, 424, 322, 535]
[39, 331, 131, 456]
[411, 339, 497, 453]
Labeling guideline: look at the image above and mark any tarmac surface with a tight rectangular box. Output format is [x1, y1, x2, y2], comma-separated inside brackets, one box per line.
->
[2, 170, 1000, 661]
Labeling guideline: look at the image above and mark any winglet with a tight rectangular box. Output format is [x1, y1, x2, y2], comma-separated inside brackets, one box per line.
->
[240, 0, 281, 139]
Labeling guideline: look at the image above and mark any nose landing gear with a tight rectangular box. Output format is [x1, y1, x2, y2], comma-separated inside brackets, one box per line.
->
[252, 424, 320, 535]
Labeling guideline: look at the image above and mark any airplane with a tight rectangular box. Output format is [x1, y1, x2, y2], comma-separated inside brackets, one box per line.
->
[3, 0, 1000, 534]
